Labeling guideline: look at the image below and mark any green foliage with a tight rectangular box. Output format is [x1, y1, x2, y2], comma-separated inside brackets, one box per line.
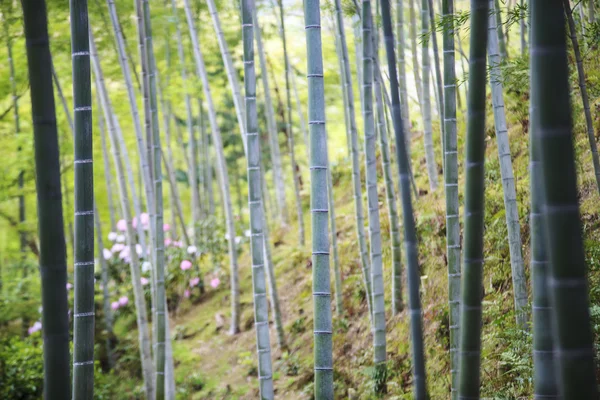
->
[0, 337, 43, 399]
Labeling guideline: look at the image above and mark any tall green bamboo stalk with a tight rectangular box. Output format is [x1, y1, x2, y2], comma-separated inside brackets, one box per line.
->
[98, 92, 117, 231]
[494, 0, 508, 58]
[333, 0, 373, 318]
[278, 0, 306, 247]
[442, 0, 460, 398]
[427, 0, 445, 157]
[380, 0, 428, 396]
[168, 0, 198, 245]
[528, 3, 557, 396]
[304, 1, 334, 397]
[396, 0, 412, 150]
[421, 0, 439, 190]
[363, 2, 388, 393]
[90, 34, 155, 399]
[488, 0, 528, 329]
[253, 7, 288, 225]
[71, 1, 95, 397]
[564, 0, 600, 195]
[21, 1, 70, 397]
[138, 0, 168, 395]
[207, 0, 246, 137]
[241, 1, 275, 396]
[373, 3, 403, 315]
[457, 1, 489, 398]
[409, 0, 424, 110]
[105, 0, 151, 255]
[531, 0, 598, 397]
[182, 0, 241, 334]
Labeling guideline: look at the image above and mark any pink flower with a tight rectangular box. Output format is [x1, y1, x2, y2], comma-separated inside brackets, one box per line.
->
[119, 246, 130, 260]
[111, 243, 124, 253]
[180, 260, 192, 271]
[111, 301, 120, 311]
[66, 283, 73, 290]
[103, 248, 112, 260]
[132, 216, 138, 229]
[141, 277, 149, 286]
[140, 213, 150, 227]
[164, 238, 172, 247]
[118, 296, 129, 307]
[28, 321, 42, 335]
[210, 278, 220, 289]
[173, 241, 183, 248]
[184, 289, 190, 298]
[189, 277, 200, 287]
[163, 223, 171, 232]
[117, 219, 127, 232]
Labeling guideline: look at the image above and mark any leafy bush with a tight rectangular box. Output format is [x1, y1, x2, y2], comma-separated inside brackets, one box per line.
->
[0, 337, 44, 399]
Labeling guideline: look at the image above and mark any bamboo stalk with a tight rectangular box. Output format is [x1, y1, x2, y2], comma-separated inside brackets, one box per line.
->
[241, 1, 275, 395]
[21, 1, 71, 397]
[532, 1, 598, 397]
[457, 1, 489, 397]
[362, 2, 388, 393]
[380, 0, 428, 395]
[441, 0, 461, 397]
[488, 0, 528, 329]
[70, 0, 95, 396]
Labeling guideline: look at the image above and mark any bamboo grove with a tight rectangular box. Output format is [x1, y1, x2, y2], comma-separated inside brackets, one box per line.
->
[2, 0, 600, 398]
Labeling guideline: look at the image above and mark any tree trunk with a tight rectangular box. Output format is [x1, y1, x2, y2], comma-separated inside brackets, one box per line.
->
[90, 34, 155, 399]
[304, 1, 334, 397]
[21, 1, 70, 396]
[381, 0, 428, 396]
[333, 0, 373, 318]
[277, 0, 306, 247]
[253, 8, 288, 225]
[457, 1, 489, 398]
[71, 0, 95, 396]
[532, 1, 598, 397]
[488, 0, 528, 329]
[442, 1, 461, 398]
[422, 0, 439, 190]
[362, 3, 388, 393]
[182, 0, 241, 334]
[241, 3, 276, 395]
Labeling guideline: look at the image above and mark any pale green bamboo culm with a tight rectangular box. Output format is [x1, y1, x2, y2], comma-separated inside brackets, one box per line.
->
[441, 0, 460, 398]
[421, 0, 439, 190]
[241, 0, 275, 397]
[380, 0, 428, 397]
[252, 6, 288, 225]
[362, 1, 387, 393]
[278, 0, 306, 247]
[396, 0, 412, 151]
[457, 0, 489, 398]
[70, 0, 95, 397]
[304, 1, 334, 398]
[182, 0, 241, 335]
[487, 0, 528, 330]
[373, 2, 403, 315]
[332, 0, 373, 318]
[138, 0, 168, 396]
[531, 0, 598, 397]
[21, 1, 71, 397]
[90, 34, 155, 399]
